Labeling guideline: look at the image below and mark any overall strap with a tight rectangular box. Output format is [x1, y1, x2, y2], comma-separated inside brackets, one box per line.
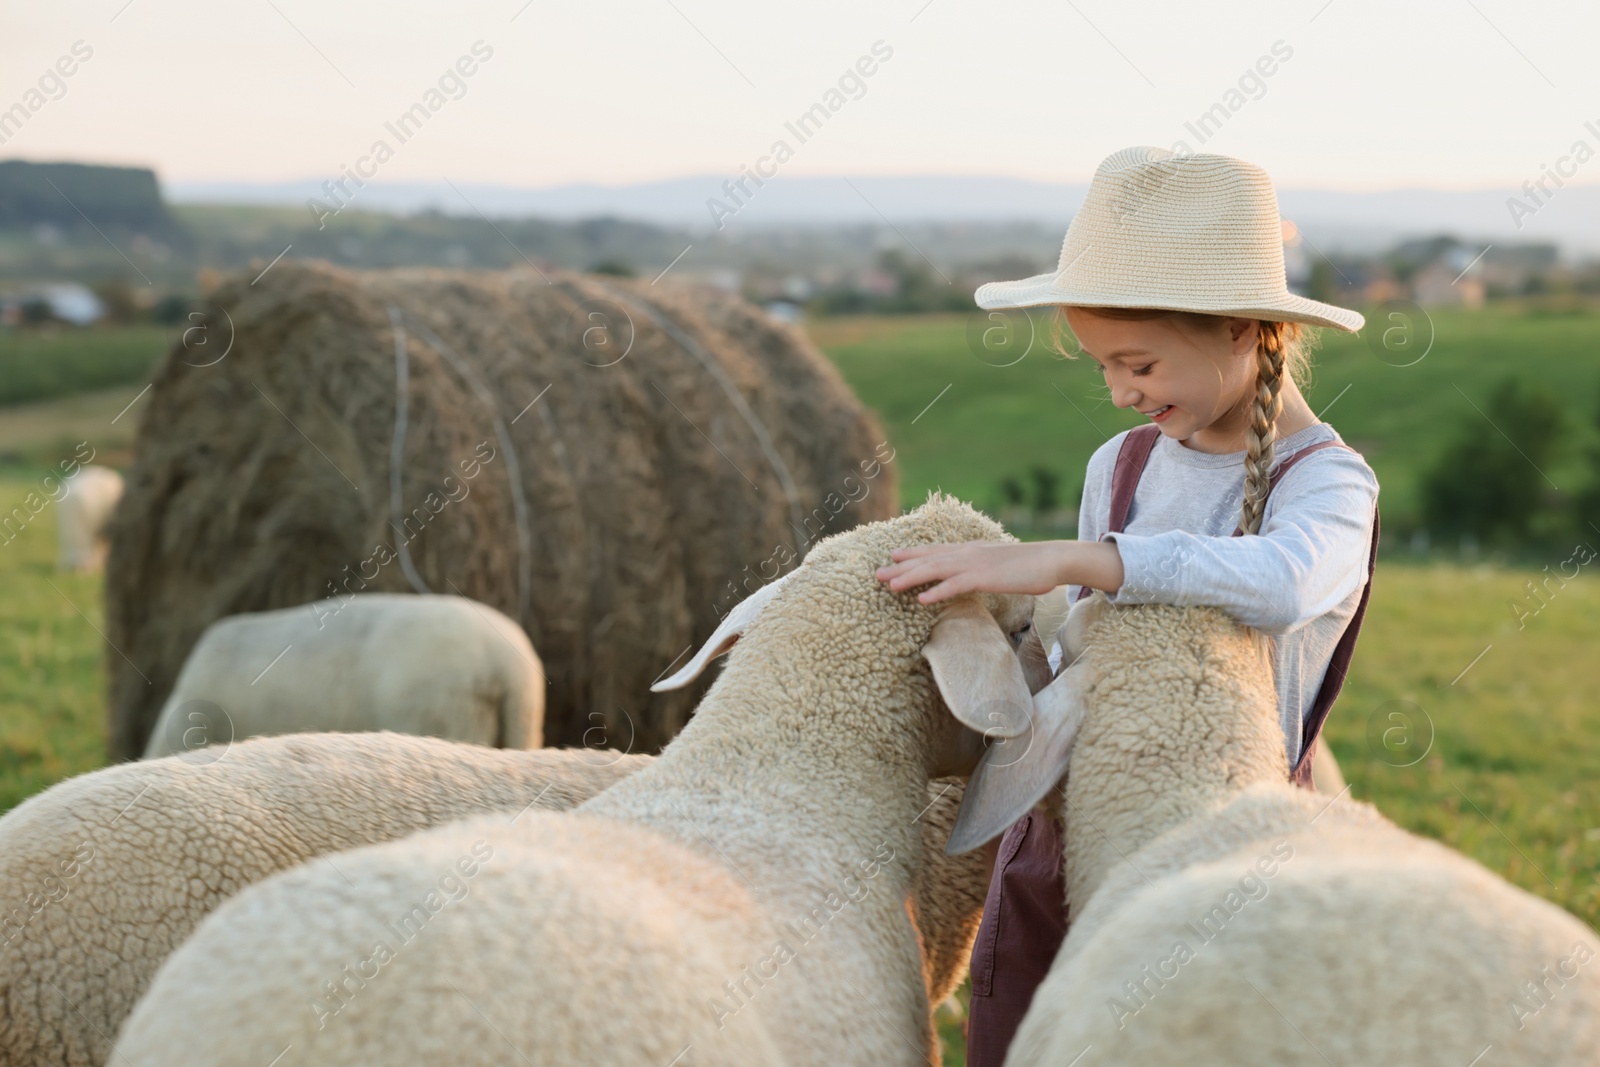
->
[1227, 438, 1379, 785]
[1106, 424, 1163, 535]
[1291, 502, 1379, 786]
[1075, 425, 1161, 602]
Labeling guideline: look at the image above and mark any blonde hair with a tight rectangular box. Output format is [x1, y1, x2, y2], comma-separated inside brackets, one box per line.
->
[1050, 306, 1317, 535]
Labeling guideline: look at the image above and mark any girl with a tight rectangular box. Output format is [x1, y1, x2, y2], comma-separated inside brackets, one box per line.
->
[874, 145, 1380, 1065]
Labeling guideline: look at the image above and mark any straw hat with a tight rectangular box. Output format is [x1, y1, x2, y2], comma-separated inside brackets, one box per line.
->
[974, 145, 1365, 333]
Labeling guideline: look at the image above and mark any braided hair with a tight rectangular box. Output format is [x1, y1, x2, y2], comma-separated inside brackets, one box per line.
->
[1240, 320, 1295, 534]
[1052, 307, 1314, 534]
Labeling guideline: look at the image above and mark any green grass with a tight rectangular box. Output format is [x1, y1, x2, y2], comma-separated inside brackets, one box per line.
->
[0, 475, 110, 812]
[811, 305, 1600, 536]
[0, 325, 171, 408]
[0, 385, 145, 469]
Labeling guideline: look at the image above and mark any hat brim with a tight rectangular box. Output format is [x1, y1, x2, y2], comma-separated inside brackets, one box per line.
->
[974, 273, 1365, 334]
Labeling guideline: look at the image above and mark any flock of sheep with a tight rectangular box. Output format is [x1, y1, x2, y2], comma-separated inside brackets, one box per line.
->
[3, 494, 1597, 1065]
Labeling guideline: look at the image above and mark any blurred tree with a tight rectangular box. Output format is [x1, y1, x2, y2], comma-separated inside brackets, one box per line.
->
[94, 277, 141, 324]
[877, 249, 969, 314]
[1028, 465, 1060, 513]
[20, 299, 55, 326]
[151, 293, 193, 325]
[1307, 258, 1337, 304]
[1421, 376, 1566, 551]
[1573, 386, 1600, 544]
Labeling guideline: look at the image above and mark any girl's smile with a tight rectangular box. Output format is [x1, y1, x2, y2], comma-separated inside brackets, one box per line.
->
[1063, 306, 1318, 454]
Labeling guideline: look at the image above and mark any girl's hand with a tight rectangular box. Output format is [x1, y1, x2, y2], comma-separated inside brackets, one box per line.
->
[874, 541, 1069, 604]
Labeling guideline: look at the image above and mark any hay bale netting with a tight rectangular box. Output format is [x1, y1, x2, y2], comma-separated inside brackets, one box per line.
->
[104, 261, 897, 759]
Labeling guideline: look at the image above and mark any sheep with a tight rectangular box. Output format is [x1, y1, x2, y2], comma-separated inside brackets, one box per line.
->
[0, 740, 993, 1067]
[141, 593, 544, 758]
[952, 594, 1600, 1066]
[113, 494, 1053, 1067]
[0, 733, 643, 1067]
[55, 465, 122, 574]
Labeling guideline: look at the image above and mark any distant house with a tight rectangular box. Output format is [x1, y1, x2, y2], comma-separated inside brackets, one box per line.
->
[1362, 276, 1407, 304]
[0, 282, 104, 326]
[765, 300, 803, 324]
[1412, 259, 1484, 308]
[856, 269, 897, 297]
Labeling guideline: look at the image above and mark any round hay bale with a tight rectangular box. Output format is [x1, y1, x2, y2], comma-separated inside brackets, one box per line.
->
[104, 261, 897, 759]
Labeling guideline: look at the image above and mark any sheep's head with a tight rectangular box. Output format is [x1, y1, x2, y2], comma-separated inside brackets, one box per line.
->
[652, 492, 1051, 788]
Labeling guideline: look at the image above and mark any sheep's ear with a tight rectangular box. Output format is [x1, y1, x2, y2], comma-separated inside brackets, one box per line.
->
[945, 666, 1087, 854]
[1059, 591, 1111, 669]
[652, 572, 797, 692]
[922, 598, 1034, 740]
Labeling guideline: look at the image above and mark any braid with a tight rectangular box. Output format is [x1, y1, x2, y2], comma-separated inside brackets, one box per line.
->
[1240, 323, 1287, 535]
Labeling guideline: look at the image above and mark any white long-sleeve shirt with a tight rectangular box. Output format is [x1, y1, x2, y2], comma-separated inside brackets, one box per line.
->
[1058, 421, 1380, 769]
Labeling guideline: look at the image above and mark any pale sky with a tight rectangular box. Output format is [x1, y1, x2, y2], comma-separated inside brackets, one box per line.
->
[4, 0, 1599, 192]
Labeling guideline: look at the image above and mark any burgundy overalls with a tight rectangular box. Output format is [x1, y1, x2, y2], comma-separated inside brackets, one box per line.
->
[963, 423, 1381, 1066]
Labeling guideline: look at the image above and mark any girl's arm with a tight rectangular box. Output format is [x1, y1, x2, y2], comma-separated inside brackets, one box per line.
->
[876, 539, 1121, 599]
[877, 437, 1118, 601]
[879, 450, 1377, 637]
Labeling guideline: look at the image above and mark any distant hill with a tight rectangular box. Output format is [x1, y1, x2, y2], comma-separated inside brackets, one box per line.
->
[0, 160, 180, 237]
[169, 173, 1600, 259]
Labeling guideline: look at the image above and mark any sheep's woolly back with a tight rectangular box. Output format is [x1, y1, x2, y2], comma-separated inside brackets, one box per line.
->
[0, 733, 645, 1067]
[1011, 784, 1600, 1065]
[142, 594, 544, 756]
[1059, 599, 1283, 913]
[119, 811, 794, 1065]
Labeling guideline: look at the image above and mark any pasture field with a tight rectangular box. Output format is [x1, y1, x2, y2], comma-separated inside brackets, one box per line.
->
[0, 325, 170, 409]
[812, 304, 1600, 535]
[3, 305, 1599, 1064]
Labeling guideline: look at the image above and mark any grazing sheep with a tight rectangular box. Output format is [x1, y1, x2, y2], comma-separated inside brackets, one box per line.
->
[955, 595, 1600, 1066]
[140, 593, 544, 758]
[114, 494, 1050, 1067]
[0, 743, 991, 1067]
[56, 465, 122, 574]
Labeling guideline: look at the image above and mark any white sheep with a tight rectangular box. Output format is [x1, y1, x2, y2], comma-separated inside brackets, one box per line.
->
[0, 733, 643, 1067]
[0, 738, 992, 1067]
[114, 494, 1053, 1067]
[141, 593, 544, 757]
[953, 595, 1600, 1066]
[56, 465, 122, 573]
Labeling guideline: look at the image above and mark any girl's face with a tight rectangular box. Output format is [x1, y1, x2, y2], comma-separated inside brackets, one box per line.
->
[1063, 308, 1261, 446]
